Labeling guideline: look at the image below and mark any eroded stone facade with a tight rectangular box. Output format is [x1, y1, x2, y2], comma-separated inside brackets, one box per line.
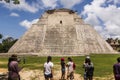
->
[8, 9, 115, 55]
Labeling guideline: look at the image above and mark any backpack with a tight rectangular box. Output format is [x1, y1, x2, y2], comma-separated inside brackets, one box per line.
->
[73, 62, 76, 70]
[86, 67, 94, 76]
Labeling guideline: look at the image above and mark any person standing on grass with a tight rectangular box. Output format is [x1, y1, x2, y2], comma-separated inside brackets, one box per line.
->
[113, 57, 120, 80]
[8, 54, 22, 80]
[44, 56, 54, 80]
[66, 57, 74, 80]
[83, 56, 94, 80]
[60, 58, 66, 80]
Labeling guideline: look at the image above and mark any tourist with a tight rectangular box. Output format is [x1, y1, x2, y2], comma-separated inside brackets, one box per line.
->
[60, 58, 66, 80]
[113, 57, 120, 80]
[83, 56, 94, 80]
[44, 56, 54, 80]
[8, 54, 22, 80]
[66, 57, 75, 80]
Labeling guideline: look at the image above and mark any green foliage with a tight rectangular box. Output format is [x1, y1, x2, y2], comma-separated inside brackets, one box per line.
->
[13, 0, 20, 4]
[0, 57, 8, 68]
[0, 0, 20, 4]
[0, 34, 2, 39]
[0, 36, 18, 53]
[106, 38, 120, 52]
[0, 54, 119, 77]
[4, 0, 10, 3]
[118, 40, 120, 44]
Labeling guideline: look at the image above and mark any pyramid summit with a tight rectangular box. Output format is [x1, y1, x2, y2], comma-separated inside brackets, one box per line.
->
[8, 8, 115, 55]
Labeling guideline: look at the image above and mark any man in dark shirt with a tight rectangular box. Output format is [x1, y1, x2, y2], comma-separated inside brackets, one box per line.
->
[113, 57, 120, 80]
[60, 58, 66, 80]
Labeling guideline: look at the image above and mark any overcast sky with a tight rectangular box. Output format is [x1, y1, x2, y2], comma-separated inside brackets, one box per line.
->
[0, 0, 120, 39]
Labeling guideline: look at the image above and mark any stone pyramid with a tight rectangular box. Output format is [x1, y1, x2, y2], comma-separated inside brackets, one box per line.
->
[8, 8, 115, 55]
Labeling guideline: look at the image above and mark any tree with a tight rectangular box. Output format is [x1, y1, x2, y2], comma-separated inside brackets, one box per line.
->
[0, 36, 18, 53]
[118, 40, 120, 44]
[0, 34, 2, 39]
[106, 38, 113, 44]
[2, 37, 14, 44]
[0, 0, 20, 4]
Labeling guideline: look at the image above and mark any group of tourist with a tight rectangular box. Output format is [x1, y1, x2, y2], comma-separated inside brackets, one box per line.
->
[7, 54, 120, 80]
[43, 56, 95, 80]
[43, 56, 76, 80]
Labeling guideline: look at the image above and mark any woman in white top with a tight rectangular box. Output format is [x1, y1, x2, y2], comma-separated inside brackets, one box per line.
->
[66, 57, 74, 80]
[44, 56, 54, 80]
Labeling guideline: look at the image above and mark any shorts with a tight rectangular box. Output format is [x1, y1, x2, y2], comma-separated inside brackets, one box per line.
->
[61, 68, 65, 74]
[44, 73, 53, 79]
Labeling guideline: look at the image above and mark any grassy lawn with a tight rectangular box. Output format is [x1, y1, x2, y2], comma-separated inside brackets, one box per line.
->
[0, 54, 120, 77]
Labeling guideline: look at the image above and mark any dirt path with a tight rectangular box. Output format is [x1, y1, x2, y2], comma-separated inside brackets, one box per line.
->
[0, 68, 114, 80]
[20, 69, 83, 80]
[20, 69, 114, 80]
[19, 64, 83, 80]
[0, 68, 7, 74]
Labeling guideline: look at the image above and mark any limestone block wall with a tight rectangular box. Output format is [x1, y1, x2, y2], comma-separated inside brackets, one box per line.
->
[75, 24, 114, 54]
[47, 12, 74, 26]
[9, 25, 45, 53]
[8, 9, 115, 55]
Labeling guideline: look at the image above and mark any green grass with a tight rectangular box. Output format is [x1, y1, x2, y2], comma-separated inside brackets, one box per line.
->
[0, 54, 120, 77]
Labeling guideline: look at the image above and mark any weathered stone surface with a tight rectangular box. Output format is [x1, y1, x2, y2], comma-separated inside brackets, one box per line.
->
[8, 8, 115, 55]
